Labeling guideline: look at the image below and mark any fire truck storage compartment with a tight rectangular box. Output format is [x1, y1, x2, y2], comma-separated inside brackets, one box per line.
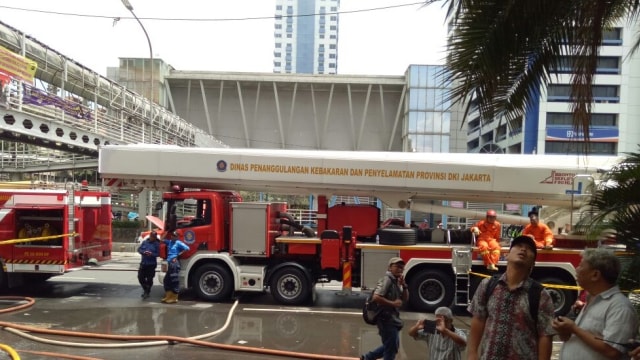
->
[320, 230, 341, 270]
[360, 248, 399, 290]
[327, 204, 379, 242]
[16, 209, 64, 246]
[231, 202, 285, 257]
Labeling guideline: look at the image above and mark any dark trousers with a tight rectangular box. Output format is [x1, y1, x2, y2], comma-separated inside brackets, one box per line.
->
[138, 264, 156, 292]
[364, 321, 400, 360]
[163, 261, 180, 293]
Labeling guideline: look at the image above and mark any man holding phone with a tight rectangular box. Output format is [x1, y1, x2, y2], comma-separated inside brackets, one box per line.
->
[408, 306, 467, 359]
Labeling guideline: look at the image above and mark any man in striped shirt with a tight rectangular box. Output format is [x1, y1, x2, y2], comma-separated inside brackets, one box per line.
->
[408, 307, 467, 360]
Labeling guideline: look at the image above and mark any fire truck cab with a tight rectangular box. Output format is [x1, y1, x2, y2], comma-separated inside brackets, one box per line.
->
[99, 145, 623, 315]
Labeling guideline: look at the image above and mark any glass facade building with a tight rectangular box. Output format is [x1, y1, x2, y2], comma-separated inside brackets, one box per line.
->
[404, 65, 453, 153]
[273, 0, 340, 74]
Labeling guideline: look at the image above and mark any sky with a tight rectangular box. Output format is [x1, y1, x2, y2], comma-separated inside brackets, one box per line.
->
[0, 0, 449, 76]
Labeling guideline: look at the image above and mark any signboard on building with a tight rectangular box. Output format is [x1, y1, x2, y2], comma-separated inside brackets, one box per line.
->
[546, 127, 619, 142]
[0, 45, 37, 83]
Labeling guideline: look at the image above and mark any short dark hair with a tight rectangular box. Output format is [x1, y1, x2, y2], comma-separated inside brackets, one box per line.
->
[150, 231, 157, 237]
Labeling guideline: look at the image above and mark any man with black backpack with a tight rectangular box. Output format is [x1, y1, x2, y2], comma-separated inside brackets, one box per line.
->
[467, 235, 556, 360]
[361, 257, 409, 360]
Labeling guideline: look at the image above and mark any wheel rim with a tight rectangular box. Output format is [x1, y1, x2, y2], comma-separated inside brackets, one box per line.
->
[200, 271, 224, 296]
[276, 274, 302, 300]
[546, 287, 566, 313]
[418, 278, 446, 305]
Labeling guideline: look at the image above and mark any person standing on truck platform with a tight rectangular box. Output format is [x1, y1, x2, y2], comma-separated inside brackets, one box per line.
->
[137, 231, 159, 299]
[467, 235, 555, 360]
[522, 210, 554, 249]
[162, 230, 190, 304]
[553, 248, 638, 360]
[471, 209, 502, 271]
[361, 257, 409, 360]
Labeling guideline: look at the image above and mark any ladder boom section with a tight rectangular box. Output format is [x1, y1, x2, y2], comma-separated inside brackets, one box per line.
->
[99, 145, 620, 207]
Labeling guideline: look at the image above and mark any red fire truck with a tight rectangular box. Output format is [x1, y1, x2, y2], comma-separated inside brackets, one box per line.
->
[0, 186, 112, 290]
[99, 145, 624, 315]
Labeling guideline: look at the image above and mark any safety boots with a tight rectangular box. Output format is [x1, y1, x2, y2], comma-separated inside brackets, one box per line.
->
[162, 291, 178, 304]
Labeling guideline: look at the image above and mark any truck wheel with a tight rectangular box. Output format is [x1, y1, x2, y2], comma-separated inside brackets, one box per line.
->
[408, 270, 454, 312]
[539, 277, 576, 316]
[270, 267, 311, 305]
[377, 228, 417, 245]
[193, 264, 233, 301]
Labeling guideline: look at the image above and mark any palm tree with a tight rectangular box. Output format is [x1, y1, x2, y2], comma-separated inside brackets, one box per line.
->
[437, 0, 640, 144]
[577, 148, 640, 290]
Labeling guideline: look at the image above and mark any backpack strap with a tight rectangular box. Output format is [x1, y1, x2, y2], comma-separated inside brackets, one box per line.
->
[528, 280, 543, 330]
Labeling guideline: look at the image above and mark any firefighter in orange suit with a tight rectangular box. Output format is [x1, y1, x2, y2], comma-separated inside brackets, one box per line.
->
[522, 210, 554, 249]
[471, 210, 501, 271]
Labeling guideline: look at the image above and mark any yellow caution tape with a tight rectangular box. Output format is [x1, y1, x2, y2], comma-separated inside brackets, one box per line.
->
[469, 271, 640, 294]
[468, 271, 583, 291]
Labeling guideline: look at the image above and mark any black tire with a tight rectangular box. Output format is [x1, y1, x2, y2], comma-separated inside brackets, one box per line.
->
[378, 228, 417, 245]
[539, 277, 577, 316]
[193, 264, 233, 301]
[408, 270, 455, 312]
[270, 267, 311, 305]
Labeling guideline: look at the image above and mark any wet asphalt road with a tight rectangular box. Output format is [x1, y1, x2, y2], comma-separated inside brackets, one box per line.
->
[0, 253, 563, 360]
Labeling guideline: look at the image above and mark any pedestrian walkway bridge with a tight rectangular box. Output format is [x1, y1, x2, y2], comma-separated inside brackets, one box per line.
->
[0, 20, 224, 173]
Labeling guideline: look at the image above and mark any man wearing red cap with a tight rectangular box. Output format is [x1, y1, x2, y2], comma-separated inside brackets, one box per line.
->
[471, 210, 502, 271]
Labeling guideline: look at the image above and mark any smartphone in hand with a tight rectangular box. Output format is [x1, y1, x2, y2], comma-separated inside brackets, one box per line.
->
[423, 319, 437, 334]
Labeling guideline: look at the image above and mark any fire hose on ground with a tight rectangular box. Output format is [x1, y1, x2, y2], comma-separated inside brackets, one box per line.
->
[0, 296, 358, 360]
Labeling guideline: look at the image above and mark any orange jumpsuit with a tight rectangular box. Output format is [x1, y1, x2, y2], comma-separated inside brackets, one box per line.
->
[474, 220, 501, 267]
[522, 223, 554, 248]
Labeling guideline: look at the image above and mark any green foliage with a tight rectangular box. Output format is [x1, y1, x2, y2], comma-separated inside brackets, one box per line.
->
[579, 147, 640, 291]
[111, 220, 142, 228]
[438, 0, 640, 147]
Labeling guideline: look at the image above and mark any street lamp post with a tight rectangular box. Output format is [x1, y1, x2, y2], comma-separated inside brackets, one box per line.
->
[120, 0, 154, 103]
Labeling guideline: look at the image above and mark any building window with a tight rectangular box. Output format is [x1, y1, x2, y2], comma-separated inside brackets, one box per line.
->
[329, 44, 336, 49]
[274, 62, 281, 67]
[547, 112, 617, 127]
[547, 85, 619, 103]
[602, 27, 623, 45]
[545, 141, 616, 155]
[550, 56, 621, 74]
[275, 24, 282, 30]
[275, 43, 282, 48]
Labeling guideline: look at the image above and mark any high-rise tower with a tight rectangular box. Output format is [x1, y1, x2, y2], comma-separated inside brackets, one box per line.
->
[273, 0, 340, 74]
